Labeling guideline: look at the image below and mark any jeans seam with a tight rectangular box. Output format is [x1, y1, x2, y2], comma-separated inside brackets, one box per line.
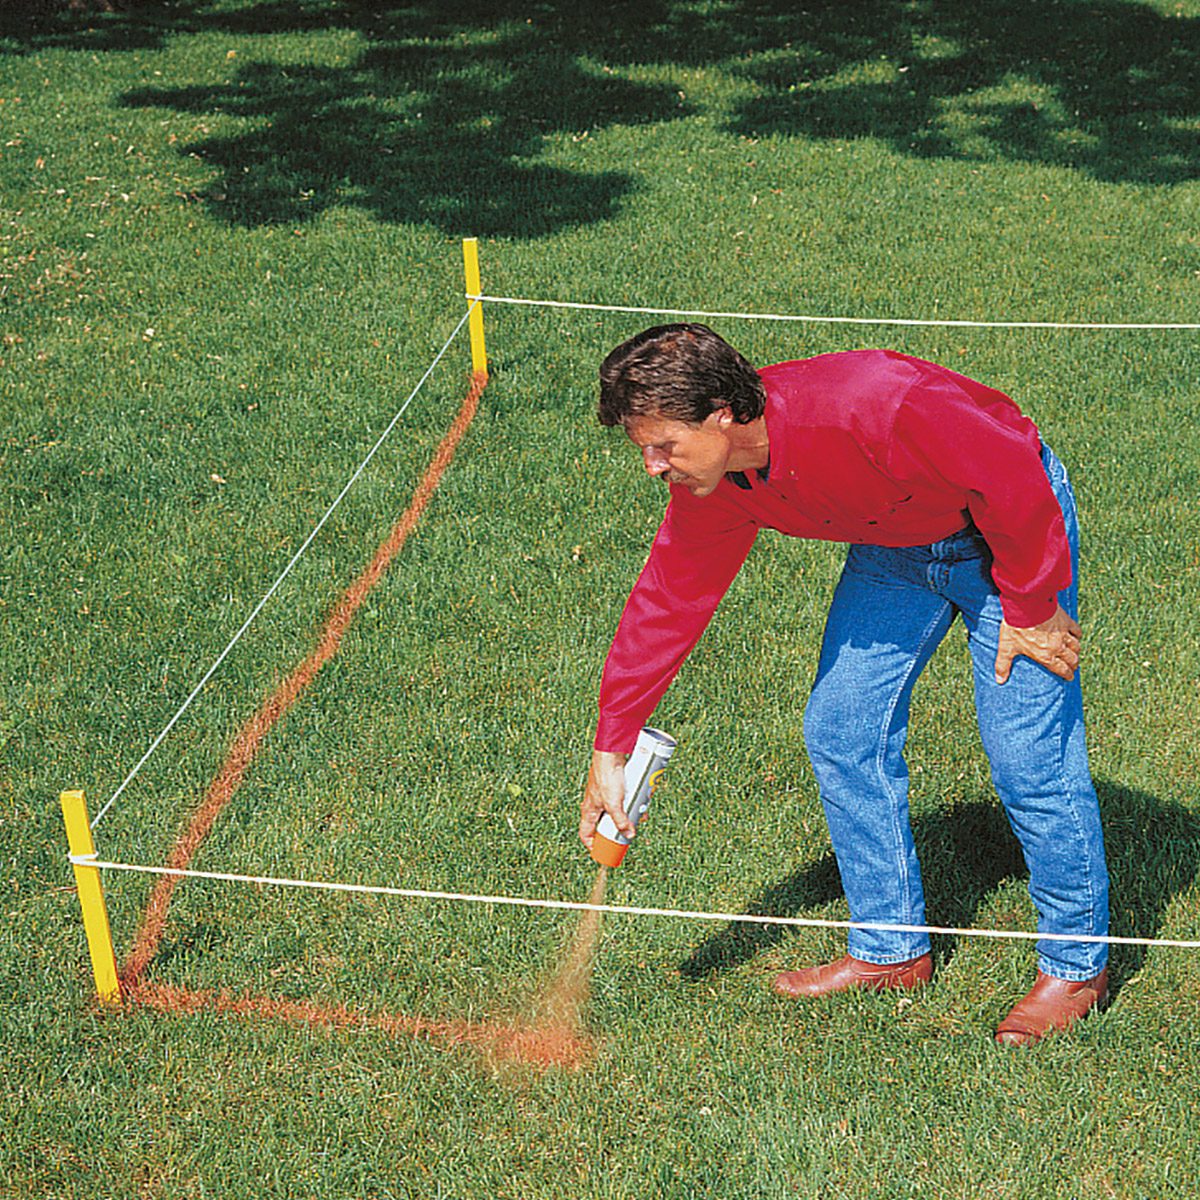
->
[872, 599, 953, 938]
[1040, 451, 1104, 976]
[1037, 695, 1105, 979]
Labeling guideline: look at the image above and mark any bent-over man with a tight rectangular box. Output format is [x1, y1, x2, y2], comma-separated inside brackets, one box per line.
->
[579, 324, 1109, 1046]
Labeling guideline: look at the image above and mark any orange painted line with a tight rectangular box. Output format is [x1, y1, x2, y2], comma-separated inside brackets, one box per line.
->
[127, 978, 593, 1071]
[122, 372, 488, 989]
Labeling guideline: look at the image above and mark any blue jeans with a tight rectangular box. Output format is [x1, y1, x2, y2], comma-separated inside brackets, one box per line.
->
[803, 446, 1109, 980]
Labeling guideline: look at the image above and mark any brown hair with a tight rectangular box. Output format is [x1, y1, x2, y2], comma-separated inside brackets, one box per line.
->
[597, 323, 765, 427]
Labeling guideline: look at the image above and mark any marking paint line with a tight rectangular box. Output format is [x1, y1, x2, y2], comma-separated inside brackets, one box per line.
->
[127, 978, 593, 1071]
[92, 306, 478, 831]
[121, 372, 488, 987]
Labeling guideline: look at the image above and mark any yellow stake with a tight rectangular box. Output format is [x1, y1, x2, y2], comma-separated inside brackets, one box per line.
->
[462, 237, 488, 379]
[60, 791, 122, 1006]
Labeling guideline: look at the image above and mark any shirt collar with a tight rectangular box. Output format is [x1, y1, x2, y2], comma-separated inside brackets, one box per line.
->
[726, 461, 770, 490]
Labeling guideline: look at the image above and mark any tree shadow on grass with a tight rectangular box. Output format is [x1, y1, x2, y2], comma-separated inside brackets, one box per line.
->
[6, 1, 697, 237]
[4, 1, 1194, 239]
[119, 51, 666, 236]
[728, 0, 1198, 185]
[107, 2, 699, 237]
[678, 781, 1200, 998]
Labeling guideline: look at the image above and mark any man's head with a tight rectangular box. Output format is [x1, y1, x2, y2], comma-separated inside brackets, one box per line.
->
[598, 325, 769, 498]
[597, 323, 765, 428]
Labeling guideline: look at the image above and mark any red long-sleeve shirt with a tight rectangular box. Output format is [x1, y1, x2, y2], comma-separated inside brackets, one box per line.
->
[595, 350, 1071, 753]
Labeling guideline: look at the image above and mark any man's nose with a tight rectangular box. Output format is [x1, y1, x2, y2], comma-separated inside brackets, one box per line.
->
[643, 447, 669, 475]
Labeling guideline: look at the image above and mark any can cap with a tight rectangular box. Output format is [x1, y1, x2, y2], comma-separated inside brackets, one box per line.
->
[589, 832, 629, 868]
[641, 726, 677, 751]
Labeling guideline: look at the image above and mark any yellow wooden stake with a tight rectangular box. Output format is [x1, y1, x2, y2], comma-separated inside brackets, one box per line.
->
[462, 237, 488, 379]
[60, 791, 122, 1006]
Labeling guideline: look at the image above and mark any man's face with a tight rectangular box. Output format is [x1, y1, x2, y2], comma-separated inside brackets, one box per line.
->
[624, 409, 734, 498]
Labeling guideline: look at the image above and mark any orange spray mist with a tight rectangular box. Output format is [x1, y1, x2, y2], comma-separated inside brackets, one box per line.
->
[508, 729, 675, 1068]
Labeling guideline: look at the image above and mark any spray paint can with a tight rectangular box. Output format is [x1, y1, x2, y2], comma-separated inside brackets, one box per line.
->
[590, 727, 676, 868]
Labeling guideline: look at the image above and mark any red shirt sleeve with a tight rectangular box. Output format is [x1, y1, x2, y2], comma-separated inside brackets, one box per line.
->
[887, 368, 1071, 627]
[594, 486, 757, 753]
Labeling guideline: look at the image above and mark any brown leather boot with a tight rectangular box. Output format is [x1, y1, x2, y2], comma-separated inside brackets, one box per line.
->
[773, 953, 933, 998]
[994, 969, 1109, 1047]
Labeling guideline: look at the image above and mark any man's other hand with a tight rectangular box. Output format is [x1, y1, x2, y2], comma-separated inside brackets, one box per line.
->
[580, 749, 632, 848]
[995, 604, 1081, 684]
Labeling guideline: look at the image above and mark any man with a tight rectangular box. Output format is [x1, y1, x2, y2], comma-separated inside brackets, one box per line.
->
[578, 324, 1110, 1047]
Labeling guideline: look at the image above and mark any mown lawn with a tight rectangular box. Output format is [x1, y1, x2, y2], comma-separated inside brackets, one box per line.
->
[2, 2, 1198, 1197]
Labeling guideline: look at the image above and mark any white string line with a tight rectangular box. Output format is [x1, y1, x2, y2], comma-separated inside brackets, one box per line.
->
[72, 855, 1200, 950]
[471, 293, 1200, 332]
[89, 304, 479, 831]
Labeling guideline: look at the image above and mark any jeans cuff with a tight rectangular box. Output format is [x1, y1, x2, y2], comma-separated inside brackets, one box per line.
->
[1036, 954, 1108, 982]
[847, 942, 931, 965]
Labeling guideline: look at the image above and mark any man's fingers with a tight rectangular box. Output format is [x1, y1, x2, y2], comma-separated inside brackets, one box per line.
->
[609, 806, 636, 838]
[1052, 641, 1079, 680]
[578, 807, 633, 847]
[581, 749, 632, 851]
[996, 608, 1084, 685]
[994, 642, 1014, 685]
[579, 795, 604, 846]
[1053, 629, 1081, 677]
[579, 797, 633, 844]
[578, 815, 596, 847]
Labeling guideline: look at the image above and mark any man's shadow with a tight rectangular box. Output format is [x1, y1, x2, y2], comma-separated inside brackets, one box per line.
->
[678, 780, 1199, 997]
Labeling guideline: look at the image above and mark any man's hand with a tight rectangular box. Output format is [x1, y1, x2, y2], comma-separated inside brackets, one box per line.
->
[995, 604, 1081, 684]
[579, 749, 632, 849]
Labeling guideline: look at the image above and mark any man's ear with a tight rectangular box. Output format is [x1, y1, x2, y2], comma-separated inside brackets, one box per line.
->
[711, 405, 735, 428]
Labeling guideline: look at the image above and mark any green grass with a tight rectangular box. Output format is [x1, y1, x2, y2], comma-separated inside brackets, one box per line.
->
[3, 1, 1199, 1196]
